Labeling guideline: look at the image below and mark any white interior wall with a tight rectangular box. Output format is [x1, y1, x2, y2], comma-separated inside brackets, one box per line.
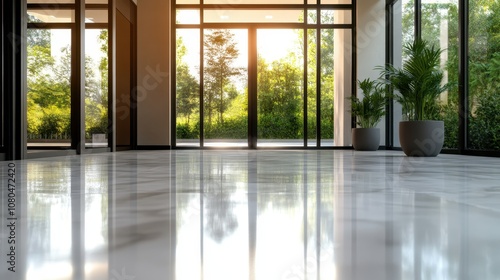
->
[334, 29, 353, 146]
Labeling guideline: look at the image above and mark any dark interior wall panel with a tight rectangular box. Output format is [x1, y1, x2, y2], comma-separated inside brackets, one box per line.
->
[116, 10, 132, 146]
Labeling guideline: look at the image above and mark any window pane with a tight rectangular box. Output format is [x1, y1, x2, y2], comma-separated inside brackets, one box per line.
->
[257, 29, 304, 147]
[205, 0, 303, 4]
[27, 29, 72, 148]
[422, 0, 458, 149]
[307, 29, 317, 146]
[176, 10, 200, 24]
[322, 0, 352, 4]
[203, 29, 248, 147]
[85, 29, 109, 148]
[204, 10, 304, 23]
[321, 10, 352, 24]
[176, 0, 199, 4]
[28, 9, 75, 23]
[28, 0, 74, 3]
[86, 9, 108, 23]
[322, 28, 335, 146]
[176, 29, 201, 147]
[468, 0, 500, 151]
[393, 0, 414, 147]
[307, 10, 318, 24]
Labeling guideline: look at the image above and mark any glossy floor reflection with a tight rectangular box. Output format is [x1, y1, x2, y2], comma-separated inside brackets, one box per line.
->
[1, 150, 500, 280]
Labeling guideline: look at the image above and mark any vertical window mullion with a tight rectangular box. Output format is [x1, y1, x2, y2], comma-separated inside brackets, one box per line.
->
[303, 25, 308, 148]
[458, 0, 468, 152]
[200, 27, 205, 147]
[385, 2, 394, 149]
[415, 0, 421, 39]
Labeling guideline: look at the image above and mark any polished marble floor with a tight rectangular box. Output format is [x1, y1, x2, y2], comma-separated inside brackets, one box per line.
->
[1, 150, 500, 280]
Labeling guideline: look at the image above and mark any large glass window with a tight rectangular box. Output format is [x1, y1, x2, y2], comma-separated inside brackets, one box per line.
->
[304, 26, 336, 147]
[174, 1, 355, 148]
[176, 29, 201, 147]
[392, 0, 415, 147]
[391, 0, 500, 154]
[27, 2, 109, 152]
[85, 29, 109, 148]
[28, 9, 75, 23]
[467, 0, 500, 151]
[422, 0, 459, 149]
[27, 28, 72, 148]
[204, 29, 248, 147]
[257, 29, 304, 147]
[307, 29, 318, 147]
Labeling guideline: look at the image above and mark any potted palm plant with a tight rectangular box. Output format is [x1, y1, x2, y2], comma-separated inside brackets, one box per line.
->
[378, 39, 452, 157]
[350, 78, 387, 151]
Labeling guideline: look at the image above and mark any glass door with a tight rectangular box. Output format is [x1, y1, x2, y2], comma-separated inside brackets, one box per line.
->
[173, 1, 355, 149]
[203, 29, 248, 147]
[27, 28, 72, 149]
[85, 28, 109, 149]
[256, 29, 304, 147]
[176, 28, 249, 148]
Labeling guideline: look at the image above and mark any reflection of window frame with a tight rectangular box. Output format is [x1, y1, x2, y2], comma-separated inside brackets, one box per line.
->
[172, 1, 356, 148]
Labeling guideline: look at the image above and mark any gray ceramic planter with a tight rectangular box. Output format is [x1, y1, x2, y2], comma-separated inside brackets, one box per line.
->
[352, 128, 380, 151]
[399, 120, 444, 157]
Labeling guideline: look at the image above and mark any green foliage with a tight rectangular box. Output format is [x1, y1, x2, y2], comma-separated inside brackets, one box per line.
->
[176, 62, 199, 123]
[259, 113, 302, 139]
[379, 39, 452, 121]
[177, 122, 199, 139]
[350, 79, 387, 128]
[469, 92, 500, 150]
[176, 35, 199, 124]
[257, 57, 303, 139]
[465, 0, 500, 150]
[203, 30, 243, 125]
[176, 25, 337, 141]
[86, 103, 108, 137]
[27, 29, 109, 140]
[205, 118, 247, 139]
[440, 101, 459, 149]
[27, 27, 50, 48]
[37, 106, 71, 137]
[402, 0, 500, 150]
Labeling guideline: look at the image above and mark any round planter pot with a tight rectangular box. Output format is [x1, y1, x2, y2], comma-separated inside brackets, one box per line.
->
[352, 128, 380, 151]
[399, 120, 444, 157]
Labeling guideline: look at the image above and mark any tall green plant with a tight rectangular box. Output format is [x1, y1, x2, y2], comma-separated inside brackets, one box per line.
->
[350, 79, 387, 128]
[378, 39, 451, 121]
